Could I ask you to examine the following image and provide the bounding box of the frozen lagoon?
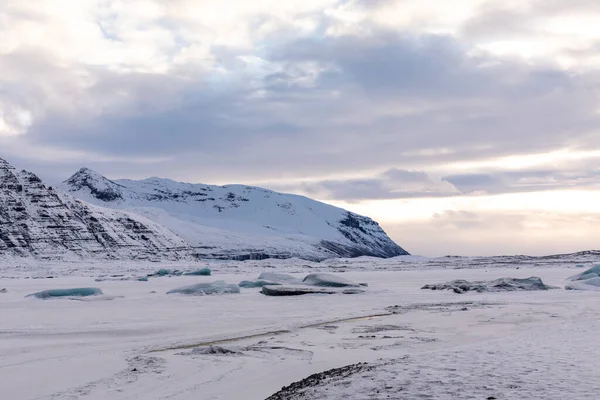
[1,264,600,399]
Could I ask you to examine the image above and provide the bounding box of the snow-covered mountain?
[0,158,190,261]
[59,167,408,260]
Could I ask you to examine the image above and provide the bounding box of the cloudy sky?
[2,0,600,256]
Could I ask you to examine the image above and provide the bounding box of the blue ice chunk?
[238,279,282,288]
[167,281,240,295]
[26,287,103,299]
[183,268,212,276]
[302,273,360,287]
[95,275,148,282]
[566,276,600,291]
[257,272,302,284]
[567,264,600,281]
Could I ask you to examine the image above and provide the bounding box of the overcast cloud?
[2,0,600,255]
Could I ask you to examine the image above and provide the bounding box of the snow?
[2,259,600,399]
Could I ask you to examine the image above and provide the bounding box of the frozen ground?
[1,259,600,399]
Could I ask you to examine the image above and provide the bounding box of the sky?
[2,0,600,257]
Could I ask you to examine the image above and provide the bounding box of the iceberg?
[239,280,282,288]
[95,276,148,282]
[148,268,185,277]
[565,265,600,290]
[302,273,360,287]
[257,272,368,296]
[26,287,103,299]
[167,281,240,296]
[261,285,365,296]
[567,265,600,281]
[422,277,551,294]
[566,277,600,291]
[258,272,302,284]
[183,268,212,276]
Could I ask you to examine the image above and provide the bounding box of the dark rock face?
[64,168,125,202]
[266,362,375,399]
[0,158,188,261]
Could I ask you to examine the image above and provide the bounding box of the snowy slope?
[60,168,408,260]
[0,158,189,261]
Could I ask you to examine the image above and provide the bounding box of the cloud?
[386,209,600,256]
[273,168,459,201]
[443,167,600,196]
[270,162,600,202]
[0,0,599,192]
[3,26,598,185]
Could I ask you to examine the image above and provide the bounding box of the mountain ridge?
[0,158,190,261]
[0,157,408,261]
[60,165,408,260]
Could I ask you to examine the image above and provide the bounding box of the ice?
[261,285,365,296]
[95,276,148,282]
[567,264,600,281]
[421,277,551,294]
[258,272,367,295]
[565,277,600,291]
[0,288,7,293]
[569,279,600,290]
[183,268,212,276]
[149,269,183,277]
[26,287,103,299]
[238,280,282,288]
[258,272,302,284]
[166,281,240,295]
[565,265,600,290]
[302,273,360,287]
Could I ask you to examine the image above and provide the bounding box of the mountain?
[0,158,189,261]
[59,167,409,260]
